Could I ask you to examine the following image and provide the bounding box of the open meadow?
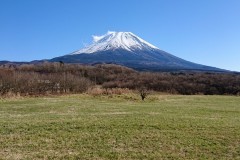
[0,94,240,159]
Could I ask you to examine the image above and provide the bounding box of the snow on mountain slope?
[70,31,159,54]
[50,31,226,72]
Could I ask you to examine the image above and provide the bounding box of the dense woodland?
[0,62,240,96]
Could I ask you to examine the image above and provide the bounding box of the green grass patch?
[0,94,240,159]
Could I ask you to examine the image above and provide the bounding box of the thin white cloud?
[92,35,105,43]
[92,31,116,43]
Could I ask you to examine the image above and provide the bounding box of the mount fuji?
[50,31,224,72]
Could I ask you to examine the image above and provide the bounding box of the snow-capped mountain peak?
[70,31,159,54]
[52,31,225,72]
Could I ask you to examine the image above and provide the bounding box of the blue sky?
[0,0,240,71]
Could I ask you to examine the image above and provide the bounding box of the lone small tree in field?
[138,87,149,101]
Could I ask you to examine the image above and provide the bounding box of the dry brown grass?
[87,86,132,96]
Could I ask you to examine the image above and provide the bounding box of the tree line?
[0,62,239,96]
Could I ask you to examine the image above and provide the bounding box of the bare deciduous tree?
[138,87,149,101]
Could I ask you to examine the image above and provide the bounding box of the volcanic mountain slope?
[50,31,224,72]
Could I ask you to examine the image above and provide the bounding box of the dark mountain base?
[50,49,227,72]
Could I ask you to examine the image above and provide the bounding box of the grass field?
[0,94,240,159]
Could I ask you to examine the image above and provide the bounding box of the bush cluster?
[0,62,239,96]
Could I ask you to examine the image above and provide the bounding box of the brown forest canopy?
[0,62,240,96]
